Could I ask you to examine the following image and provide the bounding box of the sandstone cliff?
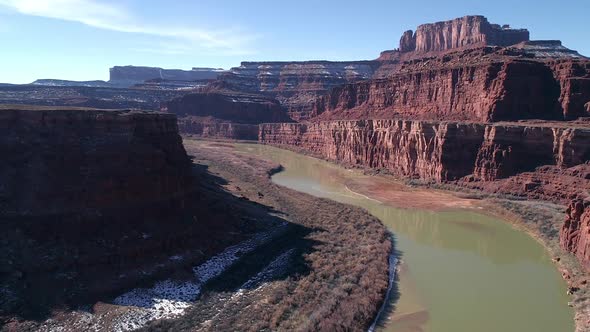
[165,91,291,125]
[399,15,529,54]
[259,120,590,183]
[561,199,590,271]
[0,106,193,217]
[178,117,259,140]
[165,91,292,140]
[313,49,590,122]
[213,61,381,121]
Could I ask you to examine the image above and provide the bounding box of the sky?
[0,0,588,84]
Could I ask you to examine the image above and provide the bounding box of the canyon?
[0,106,391,332]
[252,16,590,281]
[1,13,589,332]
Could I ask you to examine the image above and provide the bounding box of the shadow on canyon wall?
[0,162,318,325]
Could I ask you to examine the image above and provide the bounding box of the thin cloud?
[0,0,257,54]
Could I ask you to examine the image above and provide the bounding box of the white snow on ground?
[241,248,296,290]
[110,222,288,331]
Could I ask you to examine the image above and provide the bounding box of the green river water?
[237,143,574,332]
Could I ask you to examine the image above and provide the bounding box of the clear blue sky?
[0,0,588,83]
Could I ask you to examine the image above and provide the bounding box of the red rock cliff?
[313,48,590,122]
[259,120,590,182]
[212,61,381,121]
[313,58,564,122]
[165,91,291,125]
[0,106,193,217]
[400,15,529,54]
[561,199,590,271]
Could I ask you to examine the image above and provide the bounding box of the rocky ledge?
[314,50,590,122]
[561,199,590,271]
[165,90,293,140]
[259,120,590,184]
[0,105,193,217]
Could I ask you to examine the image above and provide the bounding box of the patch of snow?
[110,222,288,331]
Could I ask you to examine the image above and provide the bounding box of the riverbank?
[2,139,392,331]
[140,139,392,331]
[258,140,587,332]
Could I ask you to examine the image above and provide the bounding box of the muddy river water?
[238,143,574,332]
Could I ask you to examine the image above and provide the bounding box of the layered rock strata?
[165,91,291,124]
[561,199,590,271]
[178,118,259,140]
[213,61,381,121]
[165,91,292,140]
[313,50,590,122]
[399,15,529,54]
[259,120,590,182]
[0,106,193,217]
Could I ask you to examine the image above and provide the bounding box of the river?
[237,143,574,332]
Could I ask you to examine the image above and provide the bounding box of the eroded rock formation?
[0,106,193,217]
[313,49,590,122]
[178,118,259,140]
[561,199,590,271]
[165,90,292,140]
[259,120,590,182]
[399,15,529,54]
[165,91,290,124]
[213,61,381,121]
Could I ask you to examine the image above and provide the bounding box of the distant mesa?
[31,79,112,88]
[399,15,530,54]
[379,15,585,60]
[109,65,226,87]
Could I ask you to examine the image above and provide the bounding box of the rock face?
[199,16,586,122]
[400,15,529,54]
[109,66,225,87]
[165,91,291,125]
[464,163,590,204]
[259,120,590,182]
[214,61,381,121]
[178,118,259,140]
[0,106,193,217]
[313,49,590,122]
[165,90,292,140]
[547,59,590,119]
[561,199,590,271]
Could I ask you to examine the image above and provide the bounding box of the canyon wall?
[178,118,259,140]
[0,106,193,217]
[109,66,225,87]
[165,91,291,124]
[399,15,529,54]
[561,199,590,271]
[313,54,590,122]
[259,120,590,182]
[165,91,291,140]
[215,61,381,121]
[313,58,562,122]
[548,59,590,119]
